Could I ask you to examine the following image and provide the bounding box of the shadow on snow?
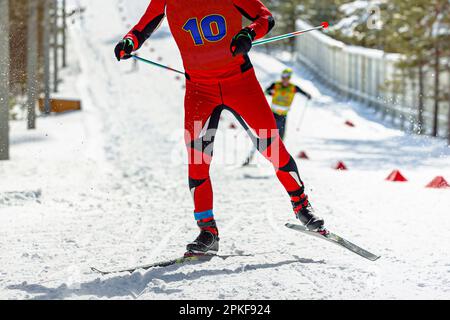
[8,257,325,299]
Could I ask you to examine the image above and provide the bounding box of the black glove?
[114,38,134,61]
[230,28,256,57]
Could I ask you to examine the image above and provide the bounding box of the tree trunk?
[42,0,51,114]
[0,0,10,160]
[432,45,440,137]
[9,0,28,95]
[448,91,450,145]
[417,65,425,134]
[52,0,58,93]
[287,4,297,54]
[448,69,450,145]
[26,0,38,130]
[62,0,67,68]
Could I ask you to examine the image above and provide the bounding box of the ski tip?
[286,223,381,262]
[285,223,305,231]
[285,223,308,230]
[91,267,107,275]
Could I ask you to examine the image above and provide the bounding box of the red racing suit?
[125,0,309,227]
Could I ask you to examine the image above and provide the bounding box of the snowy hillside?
[1,0,450,300]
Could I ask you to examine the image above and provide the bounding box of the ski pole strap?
[130,54,186,76]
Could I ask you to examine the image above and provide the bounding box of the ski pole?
[252,22,329,47]
[295,100,311,135]
[129,22,329,73]
[130,54,185,75]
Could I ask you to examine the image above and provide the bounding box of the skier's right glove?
[114,38,134,61]
[230,28,256,57]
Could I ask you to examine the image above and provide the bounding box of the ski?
[91,254,249,275]
[285,223,380,262]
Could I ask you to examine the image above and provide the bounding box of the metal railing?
[295,20,449,138]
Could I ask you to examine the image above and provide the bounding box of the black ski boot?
[291,193,325,231]
[297,207,325,232]
[186,220,220,256]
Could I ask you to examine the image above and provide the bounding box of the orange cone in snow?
[426,176,450,189]
[334,161,348,171]
[298,151,310,160]
[386,170,408,182]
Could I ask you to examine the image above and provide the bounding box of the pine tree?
[384,1,430,133]
[264,0,346,51]
[266,1,450,141]
[375,0,449,136]
[427,0,450,138]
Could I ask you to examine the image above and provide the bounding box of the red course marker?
[386,170,408,182]
[334,161,348,171]
[345,120,355,128]
[426,176,450,189]
[297,151,310,160]
[321,22,329,29]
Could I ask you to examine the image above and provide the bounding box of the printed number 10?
[183,15,227,45]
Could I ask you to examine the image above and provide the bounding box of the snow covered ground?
[1,0,449,300]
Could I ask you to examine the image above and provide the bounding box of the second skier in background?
[243,68,312,166]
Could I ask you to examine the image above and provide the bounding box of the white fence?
[295,20,449,138]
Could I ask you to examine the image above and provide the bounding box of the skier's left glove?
[114,38,134,61]
[230,28,256,57]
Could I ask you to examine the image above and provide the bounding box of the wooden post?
[0,0,10,160]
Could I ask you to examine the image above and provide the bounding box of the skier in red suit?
[115,0,325,256]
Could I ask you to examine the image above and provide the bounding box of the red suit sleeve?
[232,0,275,39]
[124,0,166,50]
